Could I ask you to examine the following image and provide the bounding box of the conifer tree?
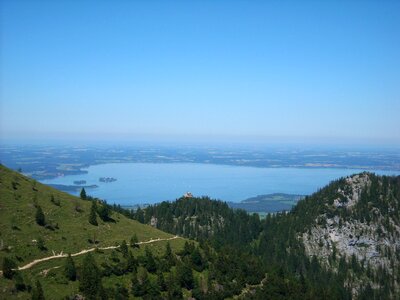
[192,277,206,300]
[176,261,194,289]
[97,203,111,221]
[181,241,192,256]
[167,273,183,299]
[80,188,87,200]
[131,269,141,297]
[89,201,98,226]
[32,280,45,300]
[191,247,204,271]
[2,257,16,279]
[126,251,137,273]
[164,241,175,268]
[130,233,139,248]
[157,271,167,292]
[79,253,102,299]
[120,240,128,258]
[135,207,144,223]
[139,267,155,296]
[131,267,152,297]
[64,254,76,281]
[144,246,157,273]
[35,205,45,226]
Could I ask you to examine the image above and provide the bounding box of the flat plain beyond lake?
[40,163,400,205]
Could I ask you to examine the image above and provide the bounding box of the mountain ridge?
[140,172,400,298]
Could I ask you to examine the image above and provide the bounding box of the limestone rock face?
[301,173,400,294]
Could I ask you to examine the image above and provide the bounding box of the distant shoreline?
[28,161,400,181]
[2,145,399,181]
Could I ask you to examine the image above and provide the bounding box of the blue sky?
[1,0,399,145]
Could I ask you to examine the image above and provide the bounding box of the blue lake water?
[40,163,400,205]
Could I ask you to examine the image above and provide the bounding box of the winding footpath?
[1,236,181,275]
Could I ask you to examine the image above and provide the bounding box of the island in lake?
[99,177,117,183]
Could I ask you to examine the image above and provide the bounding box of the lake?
[40,163,400,205]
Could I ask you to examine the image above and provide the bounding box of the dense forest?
[136,173,400,299]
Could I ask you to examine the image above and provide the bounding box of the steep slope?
[0,164,183,263]
[298,172,400,295]
[0,165,186,299]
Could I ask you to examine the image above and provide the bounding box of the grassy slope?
[0,165,185,299]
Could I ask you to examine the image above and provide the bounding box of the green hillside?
[0,165,186,299]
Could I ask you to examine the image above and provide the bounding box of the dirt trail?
[1,236,181,274]
[234,274,268,299]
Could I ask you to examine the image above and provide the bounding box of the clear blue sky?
[1,0,399,145]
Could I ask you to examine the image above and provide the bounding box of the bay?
[40,163,399,205]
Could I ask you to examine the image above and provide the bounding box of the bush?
[64,254,76,281]
[14,272,26,291]
[35,206,45,226]
[37,237,47,251]
[2,257,16,279]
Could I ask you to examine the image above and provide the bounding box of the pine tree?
[79,253,102,299]
[89,201,98,226]
[80,188,87,200]
[97,203,111,221]
[35,205,45,226]
[64,254,76,281]
[126,251,137,273]
[135,207,144,223]
[181,241,192,256]
[192,277,205,300]
[120,240,128,258]
[164,241,175,268]
[176,261,194,289]
[131,267,152,297]
[114,284,129,300]
[191,247,204,271]
[166,273,183,299]
[2,257,16,279]
[144,246,157,273]
[31,280,45,300]
[130,233,139,248]
[131,270,141,297]
[138,267,152,295]
[157,271,167,292]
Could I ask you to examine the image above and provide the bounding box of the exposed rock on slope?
[301,173,400,294]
